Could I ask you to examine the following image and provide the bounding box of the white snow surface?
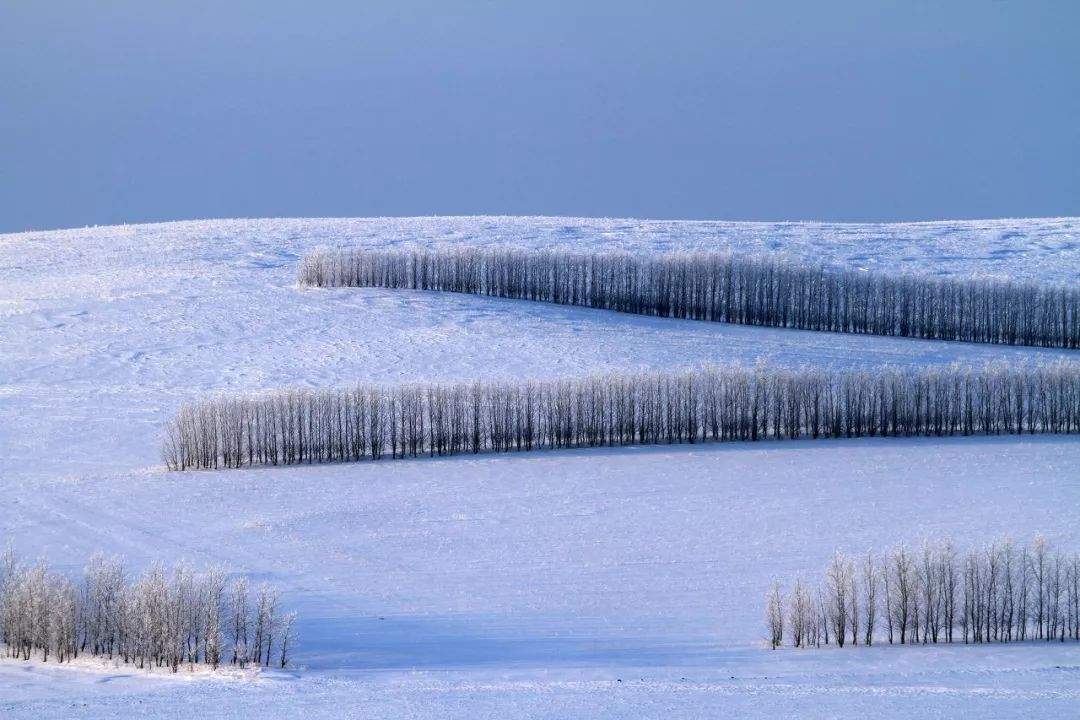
[2,216,1079,718]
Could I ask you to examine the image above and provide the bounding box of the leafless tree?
[766,581,784,649]
[278,611,297,669]
[788,579,813,648]
[861,551,878,646]
[230,576,250,668]
[825,552,851,648]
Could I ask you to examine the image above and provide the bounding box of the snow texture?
[1,216,1079,718]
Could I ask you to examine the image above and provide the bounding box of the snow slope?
[2,216,1079,718]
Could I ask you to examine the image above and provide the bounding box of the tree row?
[766,536,1080,649]
[299,247,1080,349]
[0,549,296,672]
[163,361,1080,470]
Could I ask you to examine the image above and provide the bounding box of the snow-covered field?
[2,216,1079,718]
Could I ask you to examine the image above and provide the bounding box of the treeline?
[163,361,1080,471]
[766,536,1080,649]
[298,246,1080,349]
[0,548,296,672]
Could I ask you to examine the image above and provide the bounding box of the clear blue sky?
[2,1,1078,232]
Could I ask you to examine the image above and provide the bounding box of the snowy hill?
[2,217,1079,718]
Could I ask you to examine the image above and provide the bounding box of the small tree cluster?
[299,246,1080,349]
[766,536,1080,649]
[164,361,1080,470]
[0,548,296,671]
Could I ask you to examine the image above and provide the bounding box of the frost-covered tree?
[766,582,784,649]
[861,551,878,646]
[825,552,851,648]
[788,579,813,648]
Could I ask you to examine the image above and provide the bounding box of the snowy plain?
[1,216,1079,718]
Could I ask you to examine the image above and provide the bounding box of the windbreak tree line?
[0,549,296,672]
[163,361,1080,471]
[766,536,1080,650]
[299,247,1080,349]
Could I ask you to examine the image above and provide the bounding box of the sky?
[2,0,1078,233]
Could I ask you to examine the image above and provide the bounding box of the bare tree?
[788,579,813,648]
[861,551,878,646]
[230,576,250,668]
[825,552,851,648]
[766,581,784,649]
